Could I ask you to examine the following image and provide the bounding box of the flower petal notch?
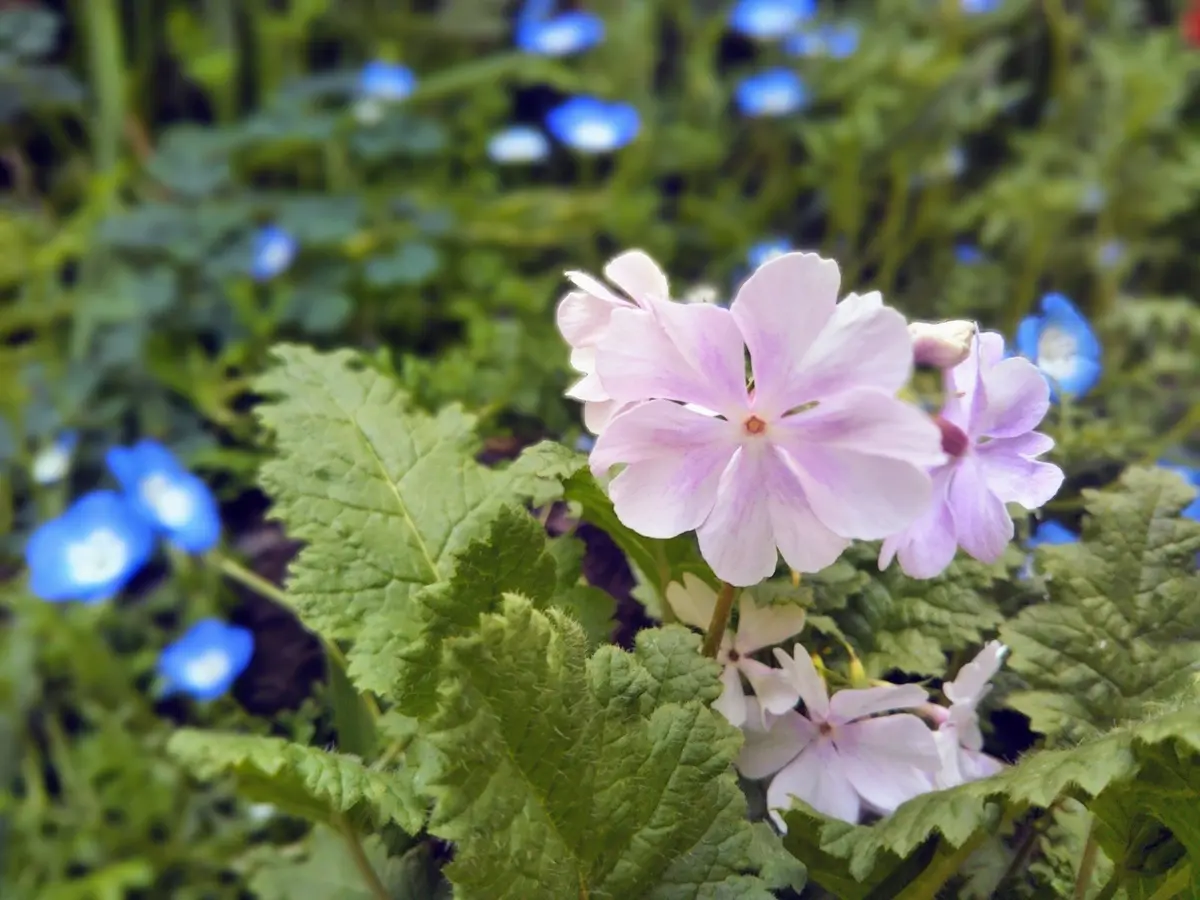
[735,68,808,117]
[25,490,155,604]
[588,250,944,586]
[486,125,551,164]
[729,0,816,40]
[1015,292,1103,400]
[546,96,640,154]
[249,225,297,282]
[157,618,255,701]
[106,440,222,554]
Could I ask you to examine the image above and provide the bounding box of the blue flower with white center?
[1028,520,1078,547]
[487,125,551,164]
[955,243,984,265]
[25,490,155,604]
[1158,462,1200,520]
[734,68,808,117]
[546,97,640,154]
[515,10,604,56]
[157,619,254,701]
[785,23,860,58]
[106,440,222,554]
[358,61,416,101]
[250,225,297,282]
[961,0,1001,12]
[729,0,815,40]
[1015,293,1102,400]
[31,431,78,485]
[748,237,794,268]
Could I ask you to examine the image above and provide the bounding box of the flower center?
[66,528,130,586]
[743,415,768,436]
[183,649,233,690]
[537,21,580,55]
[756,86,798,115]
[571,120,617,152]
[1036,325,1079,383]
[140,473,195,529]
[818,721,834,737]
[934,416,970,458]
[726,648,740,662]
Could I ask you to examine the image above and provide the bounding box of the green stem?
[1073,820,1101,900]
[79,0,126,175]
[700,582,737,658]
[895,830,990,900]
[1144,862,1190,900]
[1092,872,1121,900]
[336,815,391,900]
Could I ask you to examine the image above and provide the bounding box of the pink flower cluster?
[556,249,1062,585]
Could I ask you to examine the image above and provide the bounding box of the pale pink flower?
[909,320,976,369]
[932,641,1007,788]
[588,252,945,586]
[665,574,805,727]
[879,331,1064,578]
[556,250,669,433]
[737,644,940,827]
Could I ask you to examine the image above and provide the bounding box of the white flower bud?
[909,320,976,369]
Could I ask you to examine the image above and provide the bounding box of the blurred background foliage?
[3,0,1200,896]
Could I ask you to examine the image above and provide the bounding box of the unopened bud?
[847,656,869,688]
[909,320,976,369]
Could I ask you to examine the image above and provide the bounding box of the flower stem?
[701,582,737,658]
[1073,820,1101,900]
[336,814,391,900]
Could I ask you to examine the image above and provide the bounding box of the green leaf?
[425,596,773,899]
[166,730,425,833]
[547,534,615,648]
[326,651,379,759]
[363,241,442,288]
[1001,467,1200,741]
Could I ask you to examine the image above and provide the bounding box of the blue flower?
[157,619,254,701]
[961,0,1001,12]
[1028,520,1078,547]
[487,125,551,164]
[1015,293,1102,400]
[25,490,155,603]
[747,237,794,268]
[1080,183,1106,213]
[734,68,808,117]
[785,23,860,58]
[106,440,222,554]
[516,10,604,56]
[1096,239,1125,269]
[250,226,297,282]
[358,61,416,101]
[1158,462,1200,520]
[729,0,815,40]
[31,431,79,485]
[574,434,596,453]
[546,97,640,153]
[955,243,984,265]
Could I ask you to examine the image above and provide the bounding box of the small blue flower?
[961,0,1001,12]
[1158,462,1200,520]
[944,146,967,178]
[31,431,79,485]
[735,68,808,117]
[785,23,860,58]
[748,237,794,268]
[1015,293,1102,400]
[516,10,604,56]
[106,441,222,554]
[25,490,155,603]
[546,97,640,154]
[157,619,254,701]
[1080,183,1106,213]
[955,243,984,265]
[250,226,297,282]
[358,61,416,101]
[1096,239,1125,269]
[574,434,596,453]
[729,0,815,40]
[1028,520,1078,547]
[487,125,551,164]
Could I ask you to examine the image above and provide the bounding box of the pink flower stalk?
[588,252,945,586]
[556,250,670,433]
[737,644,940,827]
[665,574,805,727]
[879,331,1064,578]
[933,641,1007,788]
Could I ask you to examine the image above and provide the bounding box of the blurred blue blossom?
[487,125,551,164]
[1096,239,1125,269]
[31,431,78,485]
[729,0,815,40]
[1015,293,1102,400]
[1080,183,1107,213]
[515,9,604,57]
[250,225,297,282]
[955,243,984,265]
[961,0,1001,12]
[735,68,808,117]
[357,60,416,101]
[107,440,222,554]
[157,619,255,702]
[1028,520,1078,547]
[944,146,967,178]
[546,97,640,153]
[26,491,155,603]
[785,23,860,58]
[747,237,794,268]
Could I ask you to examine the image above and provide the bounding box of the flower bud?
[909,320,976,369]
[847,656,869,689]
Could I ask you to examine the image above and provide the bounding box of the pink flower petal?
[987,431,1055,457]
[590,400,737,472]
[642,297,750,414]
[881,467,959,578]
[737,709,816,779]
[696,447,780,586]
[768,741,862,825]
[566,269,626,306]
[712,664,749,726]
[664,573,718,631]
[740,657,802,717]
[773,644,830,721]
[977,443,1064,509]
[947,456,1014,562]
[565,351,607,402]
[556,290,623,347]
[775,388,945,467]
[835,715,941,814]
[733,593,808,654]
[789,292,914,403]
[607,456,730,539]
[604,249,670,305]
[582,400,620,434]
[944,641,1007,707]
[958,747,1004,781]
[979,357,1051,438]
[828,684,929,723]
[765,448,851,572]
[727,252,839,417]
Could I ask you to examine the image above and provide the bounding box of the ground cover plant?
[3,0,1200,898]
